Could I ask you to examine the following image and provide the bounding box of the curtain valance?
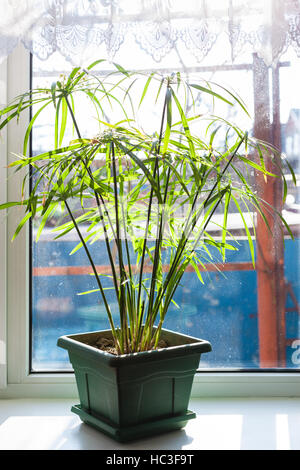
[0,0,300,67]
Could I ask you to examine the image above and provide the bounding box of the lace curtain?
[0,0,300,67]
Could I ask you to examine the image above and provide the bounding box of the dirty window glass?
[30,46,300,372]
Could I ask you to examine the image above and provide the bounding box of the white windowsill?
[1,371,300,399]
[0,397,299,450]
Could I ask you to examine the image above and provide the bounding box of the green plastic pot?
[57,328,212,442]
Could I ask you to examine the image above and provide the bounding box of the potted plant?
[0,62,293,442]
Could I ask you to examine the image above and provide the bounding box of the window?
[29,47,300,373]
[1,5,300,399]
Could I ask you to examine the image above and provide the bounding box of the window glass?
[31,46,300,371]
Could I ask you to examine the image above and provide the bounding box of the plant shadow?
[57,420,195,450]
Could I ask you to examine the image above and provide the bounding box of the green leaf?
[77,289,100,295]
[170,88,196,161]
[11,211,32,241]
[190,258,204,284]
[210,80,251,117]
[86,59,106,71]
[8,143,87,168]
[209,125,221,147]
[189,84,233,106]
[231,193,255,267]
[238,155,277,176]
[0,201,23,210]
[117,142,162,203]
[66,67,81,88]
[112,62,130,77]
[23,101,51,156]
[50,82,57,108]
[54,96,62,149]
[222,189,231,261]
[139,73,154,108]
[162,87,172,154]
[59,97,68,147]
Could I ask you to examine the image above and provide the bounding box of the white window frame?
[0,55,7,389]
[0,45,300,399]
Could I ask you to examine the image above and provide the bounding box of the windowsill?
[1,371,300,399]
[0,397,299,450]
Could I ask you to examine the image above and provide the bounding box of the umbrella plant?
[0,61,294,355]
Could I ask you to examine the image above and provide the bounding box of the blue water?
[31,238,300,370]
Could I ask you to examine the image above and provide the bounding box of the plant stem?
[111,141,130,352]
[64,94,124,348]
[137,80,170,348]
[146,166,171,344]
[64,200,120,352]
[151,134,246,324]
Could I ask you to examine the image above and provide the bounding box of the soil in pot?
[85,335,169,355]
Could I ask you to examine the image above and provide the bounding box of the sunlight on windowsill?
[0,398,299,450]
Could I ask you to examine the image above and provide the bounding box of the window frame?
[0,55,7,389]
[0,44,300,399]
